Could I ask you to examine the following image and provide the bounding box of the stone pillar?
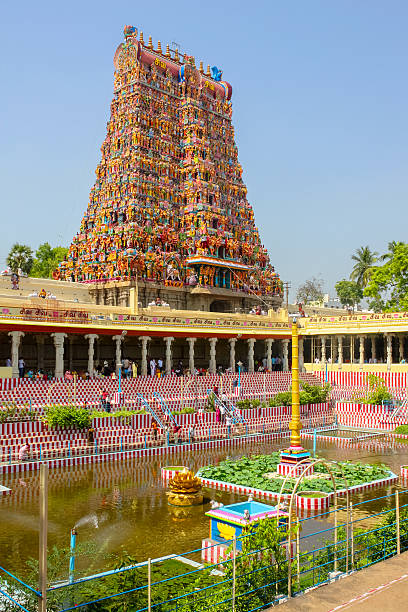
[105,289,115,307]
[208,338,217,374]
[117,288,128,307]
[282,339,290,372]
[35,335,45,370]
[332,336,338,363]
[95,337,100,368]
[359,335,365,369]
[399,335,404,363]
[140,337,150,376]
[112,335,124,376]
[386,334,393,371]
[8,331,24,377]
[265,339,273,371]
[299,337,304,372]
[51,333,67,378]
[338,336,343,369]
[228,338,237,372]
[165,337,174,375]
[187,337,196,374]
[371,336,376,362]
[247,338,255,373]
[68,337,74,371]
[320,336,326,364]
[85,334,98,377]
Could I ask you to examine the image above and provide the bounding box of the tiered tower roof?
[58,26,282,301]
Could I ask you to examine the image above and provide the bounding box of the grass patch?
[297,492,328,499]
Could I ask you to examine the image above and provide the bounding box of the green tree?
[350,246,378,288]
[364,242,408,311]
[6,243,34,274]
[31,242,68,278]
[335,279,363,310]
[380,241,404,262]
[296,277,324,305]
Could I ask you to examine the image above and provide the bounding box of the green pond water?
[1,436,408,581]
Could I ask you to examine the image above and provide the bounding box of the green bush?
[395,425,408,434]
[207,395,216,411]
[172,407,195,415]
[91,409,147,418]
[267,383,331,407]
[355,373,393,405]
[44,405,91,430]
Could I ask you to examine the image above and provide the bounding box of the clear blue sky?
[1,1,407,300]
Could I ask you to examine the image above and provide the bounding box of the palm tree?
[380,241,404,262]
[6,243,34,275]
[350,246,378,288]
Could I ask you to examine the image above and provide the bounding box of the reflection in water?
[1,436,408,576]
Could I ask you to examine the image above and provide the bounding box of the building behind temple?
[57,26,283,314]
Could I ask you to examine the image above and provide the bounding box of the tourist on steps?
[19,444,30,462]
[18,358,25,378]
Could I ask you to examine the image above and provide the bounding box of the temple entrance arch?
[210,300,232,313]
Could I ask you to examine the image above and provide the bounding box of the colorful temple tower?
[59,26,283,312]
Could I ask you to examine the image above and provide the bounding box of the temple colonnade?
[308,333,408,370]
[3,331,293,378]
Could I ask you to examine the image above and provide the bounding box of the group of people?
[151,418,189,444]
[249,305,268,315]
[147,296,170,307]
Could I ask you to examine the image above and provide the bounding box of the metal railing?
[1,489,407,611]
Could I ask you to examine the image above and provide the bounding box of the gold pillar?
[289,320,302,447]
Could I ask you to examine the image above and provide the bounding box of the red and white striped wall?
[0,378,20,391]
[335,402,408,430]
[277,462,314,478]
[313,369,408,388]
[201,539,231,564]
[296,492,331,512]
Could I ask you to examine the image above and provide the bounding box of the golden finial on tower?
[199,61,204,73]
[174,48,179,62]
[206,64,211,76]
[157,40,162,54]
[148,36,153,49]
[139,31,144,45]
[165,44,171,58]
[191,56,196,67]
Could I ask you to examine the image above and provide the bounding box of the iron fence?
[1,489,407,611]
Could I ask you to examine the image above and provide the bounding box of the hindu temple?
[57,26,283,313]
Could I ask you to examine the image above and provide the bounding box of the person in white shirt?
[18,358,25,378]
[226,415,232,436]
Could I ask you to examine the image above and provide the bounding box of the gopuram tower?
[59,26,283,313]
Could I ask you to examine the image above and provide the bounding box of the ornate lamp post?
[277,318,312,477]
